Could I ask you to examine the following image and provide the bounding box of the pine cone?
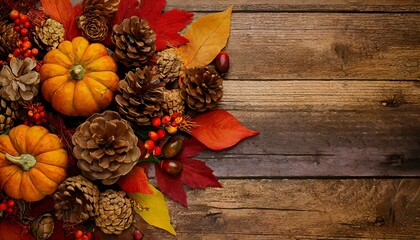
[82,0,120,19]
[72,111,140,185]
[31,213,54,240]
[0,57,40,101]
[33,18,65,51]
[95,189,134,235]
[181,67,223,112]
[78,15,109,42]
[54,175,99,224]
[112,16,156,67]
[0,99,18,133]
[115,66,164,126]
[156,49,184,84]
[0,21,19,58]
[162,89,185,115]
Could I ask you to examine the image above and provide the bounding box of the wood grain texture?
[166,0,420,12]
[143,179,420,239]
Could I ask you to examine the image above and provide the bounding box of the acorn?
[161,160,183,176]
[215,51,229,75]
[162,137,183,158]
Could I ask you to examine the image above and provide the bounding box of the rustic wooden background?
[74,0,420,239]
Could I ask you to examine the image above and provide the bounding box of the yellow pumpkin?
[0,125,68,202]
[40,36,119,116]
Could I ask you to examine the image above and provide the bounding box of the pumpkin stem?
[70,64,86,80]
[5,153,37,171]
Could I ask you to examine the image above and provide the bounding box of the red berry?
[39,111,45,118]
[21,40,31,51]
[0,203,7,211]
[6,199,15,207]
[31,48,39,56]
[215,51,230,74]
[157,129,166,139]
[14,19,20,25]
[6,207,13,213]
[76,238,82,240]
[86,232,92,239]
[151,117,161,127]
[161,160,183,176]
[148,131,159,141]
[33,112,40,120]
[41,118,47,124]
[154,146,162,156]
[10,10,20,20]
[14,25,20,32]
[20,28,28,36]
[23,36,29,41]
[144,140,155,150]
[81,236,89,240]
[19,15,28,23]
[13,48,21,57]
[35,64,41,71]
[75,230,83,238]
[37,105,44,111]
[133,229,143,240]
[23,51,31,58]
[23,21,31,28]
[161,115,171,125]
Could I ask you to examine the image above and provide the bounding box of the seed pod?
[161,160,183,176]
[215,51,229,74]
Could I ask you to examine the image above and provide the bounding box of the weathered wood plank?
[166,0,420,12]
[221,13,420,80]
[143,179,420,239]
[195,80,420,177]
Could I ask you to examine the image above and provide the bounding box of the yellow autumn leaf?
[179,6,233,68]
[128,184,176,235]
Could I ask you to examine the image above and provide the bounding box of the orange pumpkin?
[40,36,119,116]
[0,125,68,202]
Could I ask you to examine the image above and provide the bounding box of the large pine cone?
[162,89,185,115]
[181,67,223,112]
[0,99,18,133]
[0,21,19,58]
[33,18,65,51]
[54,175,99,224]
[82,0,120,19]
[0,57,40,101]
[156,49,184,84]
[112,16,156,67]
[95,189,134,234]
[72,111,140,185]
[115,66,165,126]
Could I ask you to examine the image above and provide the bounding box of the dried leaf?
[191,110,259,150]
[178,6,233,68]
[180,158,222,189]
[117,166,153,194]
[129,184,176,235]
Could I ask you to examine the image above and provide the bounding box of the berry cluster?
[9,10,39,65]
[0,198,16,215]
[23,102,47,126]
[74,229,92,240]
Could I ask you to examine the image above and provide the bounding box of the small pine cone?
[33,18,65,51]
[156,49,184,84]
[0,21,19,58]
[72,111,140,185]
[115,66,165,126]
[31,213,54,240]
[181,67,223,112]
[0,99,18,133]
[95,190,134,235]
[82,0,120,19]
[0,57,40,102]
[162,89,185,115]
[77,15,109,42]
[112,16,156,67]
[54,175,99,224]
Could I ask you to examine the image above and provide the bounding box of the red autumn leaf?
[117,166,153,194]
[40,0,82,40]
[155,165,187,206]
[180,158,222,189]
[138,0,193,50]
[191,110,260,150]
[0,220,34,240]
[111,0,140,26]
[180,136,208,158]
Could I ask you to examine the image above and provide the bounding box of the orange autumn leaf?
[117,166,153,194]
[178,6,233,68]
[191,110,259,150]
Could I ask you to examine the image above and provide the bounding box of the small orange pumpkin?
[0,125,68,202]
[40,36,119,116]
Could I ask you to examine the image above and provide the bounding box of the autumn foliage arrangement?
[0,0,259,239]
